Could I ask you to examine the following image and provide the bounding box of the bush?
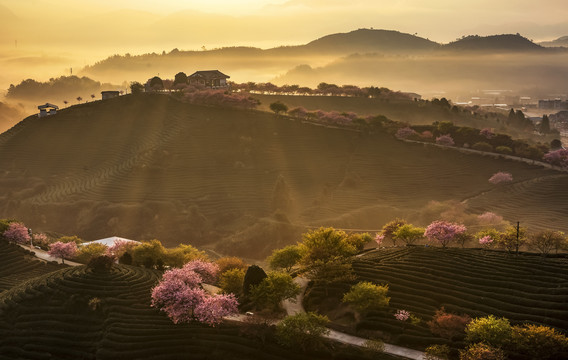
[472,142,493,152]
[342,281,390,314]
[215,257,248,274]
[459,343,506,360]
[74,243,108,264]
[276,312,329,351]
[425,344,450,360]
[510,324,568,359]
[465,315,512,347]
[87,255,115,273]
[428,307,471,340]
[249,271,300,311]
[218,268,246,297]
[269,101,288,114]
[495,146,512,155]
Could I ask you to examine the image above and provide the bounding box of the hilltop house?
[37,103,59,118]
[188,70,230,88]
[101,90,120,100]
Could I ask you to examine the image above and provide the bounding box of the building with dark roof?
[188,70,230,88]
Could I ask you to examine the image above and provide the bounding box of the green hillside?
[1,94,567,259]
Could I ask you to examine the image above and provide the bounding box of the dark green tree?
[540,114,551,133]
[243,265,267,296]
[130,81,144,94]
[269,101,288,114]
[173,72,188,86]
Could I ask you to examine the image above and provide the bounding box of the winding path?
[283,277,428,360]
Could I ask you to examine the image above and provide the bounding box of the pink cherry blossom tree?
[3,223,30,245]
[48,241,78,264]
[424,220,467,248]
[396,127,418,140]
[488,172,513,184]
[375,233,385,248]
[151,259,238,326]
[105,239,138,259]
[436,134,455,146]
[543,149,568,169]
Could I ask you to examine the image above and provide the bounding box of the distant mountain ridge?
[539,35,568,47]
[442,34,544,52]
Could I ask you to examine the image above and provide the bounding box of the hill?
[442,34,545,52]
[1,94,567,259]
[305,247,568,351]
[272,29,439,55]
[539,35,568,47]
[0,260,390,359]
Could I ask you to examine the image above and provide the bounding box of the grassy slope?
[0,94,567,259]
[304,247,568,350]
[0,261,393,360]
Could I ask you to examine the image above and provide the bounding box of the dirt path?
[19,244,82,266]
[282,276,428,360]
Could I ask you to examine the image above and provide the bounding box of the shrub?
[87,255,115,273]
[269,101,288,114]
[428,307,471,340]
[218,268,246,297]
[215,256,248,274]
[75,243,108,264]
[465,315,512,347]
[510,324,568,359]
[249,271,300,311]
[342,281,390,314]
[425,344,450,360]
[459,343,506,360]
[276,312,330,351]
[495,146,512,155]
[393,224,424,245]
[472,142,493,152]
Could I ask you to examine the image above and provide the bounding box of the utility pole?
[515,221,520,255]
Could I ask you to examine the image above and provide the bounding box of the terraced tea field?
[305,247,568,349]
[0,259,396,359]
[0,241,64,293]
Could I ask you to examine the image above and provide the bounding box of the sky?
[0,0,567,92]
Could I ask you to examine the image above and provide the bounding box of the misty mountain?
[268,29,440,55]
[441,34,545,52]
[539,35,568,48]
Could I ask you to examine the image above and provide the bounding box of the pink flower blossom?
[48,241,78,263]
[477,212,504,225]
[436,134,455,146]
[396,127,418,140]
[194,294,239,326]
[3,223,30,245]
[479,235,493,247]
[182,260,219,284]
[543,149,568,169]
[105,239,138,259]
[375,233,385,247]
[394,309,410,321]
[424,220,467,248]
[488,172,513,184]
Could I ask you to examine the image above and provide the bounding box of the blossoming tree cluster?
[488,171,513,184]
[151,260,238,326]
[2,223,30,245]
[424,220,467,248]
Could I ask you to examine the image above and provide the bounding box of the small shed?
[101,91,120,100]
[37,103,59,118]
[188,70,230,88]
